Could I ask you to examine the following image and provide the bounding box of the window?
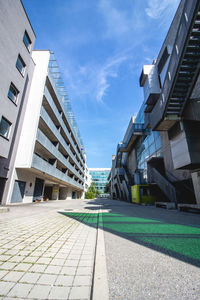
[23,31,32,51]
[16,55,26,75]
[0,117,11,139]
[8,82,19,104]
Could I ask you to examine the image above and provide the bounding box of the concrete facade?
[110,0,200,210]
[4,50,87,204]
[0,0,36,203]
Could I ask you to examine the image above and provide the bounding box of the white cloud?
[96,54,128,102]
[98,0,130,38]
[145,0,180,19]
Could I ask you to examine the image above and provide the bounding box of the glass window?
[16,55,26,75]
[23,31,32,51]
[149,143,156,156]
[160,57,170,87]
[155,138,162,150]
[8,82,19,104]
[0,117,11,139]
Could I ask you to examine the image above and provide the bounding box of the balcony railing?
[118,123,145,153]
[32,153,84,190]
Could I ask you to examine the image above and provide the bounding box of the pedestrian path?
[0,208,98,300]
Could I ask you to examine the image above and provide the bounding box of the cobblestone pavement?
[0,201,99,300]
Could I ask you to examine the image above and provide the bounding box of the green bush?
[85,192,96,199]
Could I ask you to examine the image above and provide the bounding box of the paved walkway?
[0,201,98,300]
[0,198,200,300]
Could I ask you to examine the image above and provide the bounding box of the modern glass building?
[135,102,162,183]
[89,168,110,196]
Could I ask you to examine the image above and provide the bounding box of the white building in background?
[84,165,92,192]
[5,50,87,204]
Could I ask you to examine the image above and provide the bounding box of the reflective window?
[16,55,26,75]
[8,82,19,104]
[0,117,11,139]
[23,30,32,51]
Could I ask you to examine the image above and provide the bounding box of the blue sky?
[23,0,180,168]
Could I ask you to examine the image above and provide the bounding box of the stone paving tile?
[23,256,39,263]
[0,270,8,279]
[73,275,91,286]
[29,264,47,273]
[55,274,74,286]
[79,260,93,267]
[69,286,90,300]
[0,262,17,271]
[27,284,51,299]
[50,258,65,266]
[8,283,34,298]
[14,263,32,272]
[64,260,79,267]
[44,265,62,274]
[19,272,41,284]
[0,256,11,262]
[48,286,70,299]
[76,267,93,276]
[8,256,25,263]
[60,266,76,276]
[37,274,57,285]
[0,281,15,296]
[2,271,25,282]
[37,257,52,265]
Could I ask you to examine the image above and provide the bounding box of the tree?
[85,182,100,199]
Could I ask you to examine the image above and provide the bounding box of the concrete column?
[81,191,84,199]
[52,184,59,200]
[59,187,68,200]
[191,172,200,205]
[66,187,72,200]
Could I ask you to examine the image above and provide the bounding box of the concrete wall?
[0,0,36,204]
[0,0,35,161]
[15,51,50,168]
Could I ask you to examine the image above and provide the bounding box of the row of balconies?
[39,107,84,179]
[36,129,84,182]
[32,153,84,190]
[42,87,85,173]
[47,71,85,164]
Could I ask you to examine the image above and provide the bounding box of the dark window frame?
[0,116,12,140]
[23,30,32,52]
[8,82,19,104]
[16,54,26,76]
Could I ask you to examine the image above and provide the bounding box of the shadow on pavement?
[59,199,200,268]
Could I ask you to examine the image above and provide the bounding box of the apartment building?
[111,0,200,210]
[0,0,36,204]
[3,50,86,204]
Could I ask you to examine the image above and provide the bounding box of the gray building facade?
[0,0,36,203]
[111,0,200,210]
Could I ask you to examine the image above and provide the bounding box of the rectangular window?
[0,117,11,139]
[16,55,26,75]
[8,82,19,104]
[23,30,32,51]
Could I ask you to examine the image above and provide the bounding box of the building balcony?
[32,153,84,190]
[47,70,85,163]
[117,123,145,153]
[36,129,84,182]
[44,85,85,167]
[140,65,161,112]
[40,106,84,175]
